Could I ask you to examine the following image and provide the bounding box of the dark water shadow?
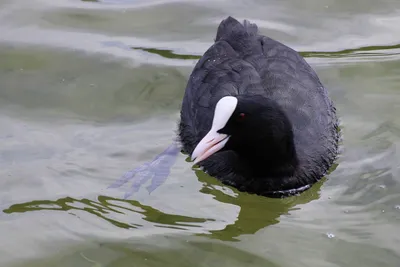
[194,170,324,242]
[3,195,214,231]
[131,43,400,61]
[132,47,201,60]
[300,43,400,58]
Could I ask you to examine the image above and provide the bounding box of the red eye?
[237,113,245,121]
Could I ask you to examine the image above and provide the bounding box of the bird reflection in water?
[3,179,323,242]
[193,170,324,241]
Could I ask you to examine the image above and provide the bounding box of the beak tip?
[190,154,200,165]
[189,133,230,167]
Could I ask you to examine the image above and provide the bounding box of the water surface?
[1,0,400,266]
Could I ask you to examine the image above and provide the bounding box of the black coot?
[178,16,340,197]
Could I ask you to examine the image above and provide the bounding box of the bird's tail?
[215,16,259,42]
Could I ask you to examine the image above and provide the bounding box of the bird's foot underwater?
[107,142,180,199]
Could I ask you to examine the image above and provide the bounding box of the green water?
[1,0,400,266]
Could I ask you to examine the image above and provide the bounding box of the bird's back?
[179,17,339,183]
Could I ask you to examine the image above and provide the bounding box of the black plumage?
[178,16,340,198]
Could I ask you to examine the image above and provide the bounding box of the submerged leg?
[108,142,181,199]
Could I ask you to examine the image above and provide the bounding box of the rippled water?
[1,0,400,266]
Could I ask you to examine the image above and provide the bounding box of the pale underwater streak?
[108,142,180,199]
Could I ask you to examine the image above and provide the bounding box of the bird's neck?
[240,136,298,178]
[230,98,299,178]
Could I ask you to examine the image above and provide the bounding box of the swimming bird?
[178,16,340,197]
[109,16,340,199]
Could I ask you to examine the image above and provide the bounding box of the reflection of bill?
[108,142,180,199]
